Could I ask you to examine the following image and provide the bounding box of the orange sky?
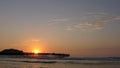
[0,0,120,57]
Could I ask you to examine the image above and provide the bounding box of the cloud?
[51,19,69,22]
[67,14,120,31]
[66,26,73,31]
[48,18,69,25]
[47,13,120,31]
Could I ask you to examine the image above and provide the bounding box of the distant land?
[0,49,70,58]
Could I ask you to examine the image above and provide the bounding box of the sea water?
[0,56,120,68]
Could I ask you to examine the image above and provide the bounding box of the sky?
[0,0,120,57]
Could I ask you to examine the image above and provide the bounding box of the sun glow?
[32,49,41,54]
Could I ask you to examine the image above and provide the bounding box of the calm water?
[0,56,120,68]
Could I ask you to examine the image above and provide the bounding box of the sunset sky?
[0,0,120,57]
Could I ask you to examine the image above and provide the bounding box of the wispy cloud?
[67,13,120,31]
[66,26,73,31]
[47,13,120,31]
[48,18,69,25]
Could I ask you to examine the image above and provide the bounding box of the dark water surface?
[0,56,120,68]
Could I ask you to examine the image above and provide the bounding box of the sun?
[32,49,41,54]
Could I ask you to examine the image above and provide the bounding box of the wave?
[0,55,120,61]
[0,56,120,65]
[62,57,120,61]
[0,59,120,65]
[64,61,120,65]
[0,59,57,64]
[21,60,57,64]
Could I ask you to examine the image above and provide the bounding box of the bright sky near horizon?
[0,0,120,57]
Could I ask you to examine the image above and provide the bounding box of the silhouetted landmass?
[0,49,24,55]
[0,49,70,58]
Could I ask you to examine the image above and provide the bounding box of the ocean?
[0,56,120,68]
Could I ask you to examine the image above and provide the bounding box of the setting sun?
[32,49,41,54]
